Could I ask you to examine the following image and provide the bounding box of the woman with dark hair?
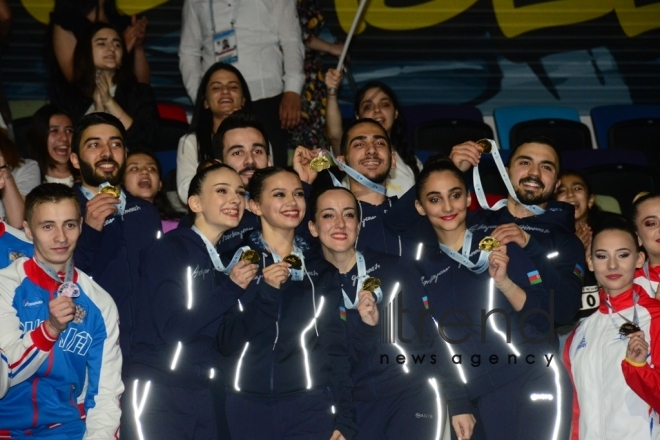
[565,217,660,440]
[48,0,149,86]
[0,131,40,229]
[51,22,159,150]
[176,62,251,203]
[414,156,570,440]
[216,166,355,440]
[27,104,77,185]
[308,185,473,439]
[631,192,660,299]
[123,150,184,233]
[324,72,421,198]
[125,163,258,439]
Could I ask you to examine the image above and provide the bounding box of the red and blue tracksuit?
[0,221,33,270]
[0,257,123,439]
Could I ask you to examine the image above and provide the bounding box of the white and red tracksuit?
[564,285,660,439]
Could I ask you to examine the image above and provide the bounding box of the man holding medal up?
[0,183,122,439]
[69,113,161,359]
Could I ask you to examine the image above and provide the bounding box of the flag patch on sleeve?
[573,264,584,281]
[339,307,347,321]
[527,270,542,285]
[422,296,429,310]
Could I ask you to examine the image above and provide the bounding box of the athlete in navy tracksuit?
[217,232,355,439]
[0,220,33,269]
[334,248,471,438]
[413,158,572,440]
[124,164,257,439]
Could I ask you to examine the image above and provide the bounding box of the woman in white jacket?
[565,216,660,439]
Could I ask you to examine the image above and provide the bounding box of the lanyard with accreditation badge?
[210,0,240,63]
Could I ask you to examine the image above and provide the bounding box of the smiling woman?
[51,22,159,150]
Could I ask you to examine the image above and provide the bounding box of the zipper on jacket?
[270,298,283,395]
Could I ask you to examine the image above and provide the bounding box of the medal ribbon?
[604,292,639,333]
[191,226,250,274]
[342,250,383,310]
[642,261,660,297]
[34,257,78,297]
[438,230,490,274]
[258,232,305,281]
[326,150,387,195]
[472,140,545,215]
[79,183,126,217]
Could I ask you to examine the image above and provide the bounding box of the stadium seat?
[493,106,580,150]
[608,118,660,169]
[414,119,493,157]
[583,164,657,218]
[155,119,189,178]
[11,117,31,158]
[590,104,660,149]
[562,149,648,171]
[510,119,592,152]
[404,104,484,147]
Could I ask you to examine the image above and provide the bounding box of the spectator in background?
[27,104,78,186]
[179,0,304,166]
[124,150,183,233]
[631,192,660,299]
[176,63,251,203]
[324,72,421,198]
[53,22,159,150]
[290,0,343,151]
[48,0,149,90]
[0,0,12,138]
[0,131,40,229]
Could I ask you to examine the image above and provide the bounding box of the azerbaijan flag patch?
[527,270,542,285]
[339,306,347,321]
[573,264,584,282]
[422,296,429,310]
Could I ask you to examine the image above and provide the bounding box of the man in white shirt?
[179,0,305,166]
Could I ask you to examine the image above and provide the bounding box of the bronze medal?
[361,276,381,293]
[240,249,259,264]
[476,139,493,154]
[619,322,641,336]
[99,185,120,198]
[284,254,303,270]
[478,236,500,252]
[310,155,331,173]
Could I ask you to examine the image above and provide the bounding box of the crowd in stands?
[0,0,659,439]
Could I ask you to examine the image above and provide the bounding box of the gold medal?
[99,185,120,198]
[240,249,259,264]
[361,276,381,293]
[478,236,500,251]
[284,254,303,270]
[309,155,331,173]
[476,139,493,154]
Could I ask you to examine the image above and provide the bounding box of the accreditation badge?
[214,28,238,64]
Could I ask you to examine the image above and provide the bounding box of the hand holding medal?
[487,243,509,284]
[625,328,648,364]
[229,250,259,289]
[357,289,379,326]
[292,146,328,184]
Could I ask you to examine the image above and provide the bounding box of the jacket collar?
[24,258,79,294]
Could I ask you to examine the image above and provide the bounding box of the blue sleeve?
[383,187,437,246]
[215,280,282,356]
[507,244,552,334]
[318,277,356,439]
[73,223,104,273]
[523,233,584,325]
[400,261,472,417]
[142,241,245,343]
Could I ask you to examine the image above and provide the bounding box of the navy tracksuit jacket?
[386,187,585,326]
[216,232,357,439]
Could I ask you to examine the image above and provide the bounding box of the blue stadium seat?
[591,104,660,149]
[493,106,580,150]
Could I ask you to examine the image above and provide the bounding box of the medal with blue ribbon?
[322,150,387,195]
[342,251,383,309]
[191,226,251,274]
[472,139,546,216]
[258,233,306,281]
[79,182,127,217]
[439,230,491,274]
